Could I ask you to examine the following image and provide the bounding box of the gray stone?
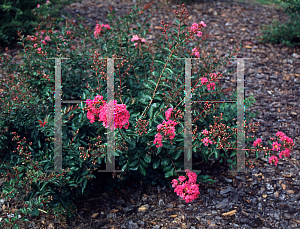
[292,53,300,58]
[216,198,229,209]
[128,220,138,229]
[220,187,231,195]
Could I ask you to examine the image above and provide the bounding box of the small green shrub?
[0,0,81,49]
[257,0,300,46]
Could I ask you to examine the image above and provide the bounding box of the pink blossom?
[197,31,202,37]
[173,171,200,203]
[279,148,290,158]
[207,82,216,90]
[186,169,197,184]
[171,179,178,188]
[154,132,163,148]
[272,141,281,151]
[191,23,198,33]
[200,21,206,28]
[33,44,37,48]
[194,52,200,58]
[178,176,186,183]
[201,77,208,85]
[98,100,130,130]
[131,35,140,42]
[86,95,129,130]
[165,108,173,120]
[44,35,51,41]
[37,4,40,8]
[203,137,213,146]
[94,24,110,38]
[141,38,146,43]
[102,24,111,30]
[280,135,293,144]
[42,40,47,45]
[210,73,217,78]
[202,129,208,135]
[269,155,278,166]
[276,131,285,138]
[253,138,262,147]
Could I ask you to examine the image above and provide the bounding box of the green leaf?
[29,207,39,216]
[161,157,170,167]
[147,103,160,119]
[165,167,175,178]
[227,159,233,163]
[153,159,160,169]
[156,146,162,155]
[172,150,182,160]
[202,175,210,180]
[139,164,146,176]
[129,160,139,168]
[139,93,152,105]
[165,68,174,75]
[154,59,166,65]
[144,154,151,163]
[82,179,87,194]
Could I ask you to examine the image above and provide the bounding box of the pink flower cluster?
[202,137,213,146]
[254,131,294,166]
[253,138,262,147]
[201,129,213,146]
[100,100,130,130]
[190,21,206,37]
[94,24,111,38]
[199,77,216,91]
[131,35,146,47]
[171,169,200,203]
[154,108,179,148]
[27,30,52,53]
[86,95,130,131]
[192,47,200,58]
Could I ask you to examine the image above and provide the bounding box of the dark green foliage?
[0,0,81,49]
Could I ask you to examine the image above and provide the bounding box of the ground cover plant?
[241,0,300,46]
[0,0,295,227]
[0,0,81,50]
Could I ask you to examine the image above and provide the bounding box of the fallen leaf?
[109,209,118,213]
[286,190,294,194]
[283,74,290,81]
[138,206,148,212]
[222,209,237,216]
[282,183,286,190]
[91,213,99,218]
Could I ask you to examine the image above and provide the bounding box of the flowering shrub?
[0,0,296,226]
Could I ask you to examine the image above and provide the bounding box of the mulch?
[0,0,300,228]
